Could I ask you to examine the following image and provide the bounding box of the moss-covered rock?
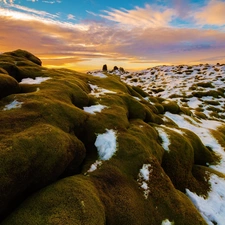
[4,49,42,66]
[161,100,180,114]
[2,176,105,225]
[0,74,20,99]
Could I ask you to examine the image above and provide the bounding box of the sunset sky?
[0,0,225,71]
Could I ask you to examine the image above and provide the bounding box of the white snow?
[132,96,141,101]
[89,83,117,97]
[137,164,153,199]
[186,174,225,225]
[20,77,51,84]
[187,97,203,109]
[155,127,171,152]
[94,129,118,161]
[87,160,102,173]
[139,164,152,181]
[164,112,225,224]
[83,104,107,114]
[161,219,174,225]
[89,72,107,78]
[165,112,225,173]
[3,100,23,111]
[96,63,225,122]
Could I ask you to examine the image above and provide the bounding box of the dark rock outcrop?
[102,64,107,71]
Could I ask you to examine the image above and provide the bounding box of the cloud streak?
[0,1,225,70]
[194,0,225,26]
[99,4,176,28]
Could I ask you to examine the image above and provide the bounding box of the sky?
[0,0,225,71]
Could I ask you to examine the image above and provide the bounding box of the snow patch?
[83,104,107,114]
[87,160,102,173]
[89,72,107,78]
[186,174,225,225]
[89,83,117,97]
[3,100,23,111]
[155,127,171,152]
[137,164,153,199]
[20,77,51,84]
[161,219,174,225]
[95,129,118,161]
[132,96,141,101]
[165,112,225,173]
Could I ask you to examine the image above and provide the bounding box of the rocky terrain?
[0,50,225,225]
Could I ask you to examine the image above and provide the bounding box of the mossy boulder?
[0,73,20,99]
[0,62,20,81]
[161,100,180,114]
[4,49,42,66]
[0,123,86,218]
[2,176,105,225]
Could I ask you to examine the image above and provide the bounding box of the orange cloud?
[195,0,225,26]
[100,4,176,28]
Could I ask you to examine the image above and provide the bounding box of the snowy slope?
[89,64,225,225]
[120,64,225,120]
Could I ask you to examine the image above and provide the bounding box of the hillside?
[0,50,225,225]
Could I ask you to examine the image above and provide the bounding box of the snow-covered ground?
[91,64,225,121]
[89,64,225,225]
[120,64,225,121]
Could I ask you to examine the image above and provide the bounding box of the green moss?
[194,111,207,119]
[0,124,86,218]
[4,49,42,66]
[158,127,195,191]
[154,103,164,114]
[193,90,224,98]
[204,100,220,106]
[0,51,222,224]
[124,95,147,120]
[196,82,214,88]
[0,62,20,81]
[180,107,192,116]
[132,86,149,97]
[183,129,219,166]
[151,88,164,93]
[0,74,20,99]
[161,100,180,114]
[2,176,105,225]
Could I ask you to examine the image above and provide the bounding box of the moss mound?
[2,176,105,225]
[161,100,180,114]
[0,74,20,99]
[0,50,224,225]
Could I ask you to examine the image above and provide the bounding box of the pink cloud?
[194,0,225,26]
